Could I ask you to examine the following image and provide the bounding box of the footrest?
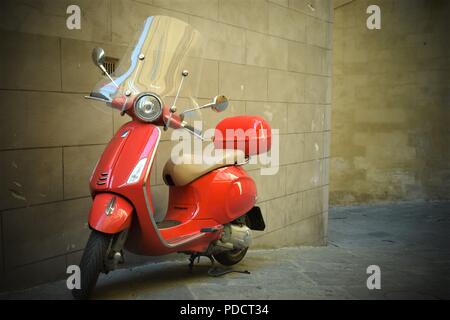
[157,220,181,229]
[200,227,219,233]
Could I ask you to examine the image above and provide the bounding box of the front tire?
[72,230,112,300]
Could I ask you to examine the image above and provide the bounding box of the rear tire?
[213,247,249,266]
[214,218,250,266]
[72,230,112,300]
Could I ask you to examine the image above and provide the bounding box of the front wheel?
[72,230,112,300]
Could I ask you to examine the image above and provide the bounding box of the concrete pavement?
[1,200,449,299]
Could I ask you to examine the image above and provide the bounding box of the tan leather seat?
[163,149,246,186]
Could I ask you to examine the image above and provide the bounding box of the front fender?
[89,193,133,234]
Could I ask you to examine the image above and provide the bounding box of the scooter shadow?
[91,259,255,300]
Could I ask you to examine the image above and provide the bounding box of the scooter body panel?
[89,120,161,245]
[162,166,256,226]
[165,166,257,224]
[151,166,256,254]
[88,119,257,256]
[90,121,158,193]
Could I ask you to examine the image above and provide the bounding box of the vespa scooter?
[73,16,271,299]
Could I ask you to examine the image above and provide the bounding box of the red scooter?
[73,16,271,299]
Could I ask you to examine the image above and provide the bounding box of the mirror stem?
[166,70,188,130]
[172,71,187,111]
[181,103,213,115]
[100,65,119,88]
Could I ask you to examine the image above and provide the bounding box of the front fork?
[104,229,129,272]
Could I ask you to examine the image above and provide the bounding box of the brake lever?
[183,124,204,141]
[84,95,111,104]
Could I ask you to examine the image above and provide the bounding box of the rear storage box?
[214,116,272,156]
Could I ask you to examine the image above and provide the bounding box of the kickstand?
[188,253,215,272]
[188,254,196,272]
[207,266,251,277]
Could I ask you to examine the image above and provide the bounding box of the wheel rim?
[227,247,247,258]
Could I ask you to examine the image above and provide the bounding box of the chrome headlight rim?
[133,92,163,123]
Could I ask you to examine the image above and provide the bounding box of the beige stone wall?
[331,0,450,205]
[0,0,332,290]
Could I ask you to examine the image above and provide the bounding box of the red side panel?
[90,127,130,191]
[90,121,159,193]
[89,193,133,234]
[225,174,257,220]
[184,166,257,224]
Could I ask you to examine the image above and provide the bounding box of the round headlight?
[134,94,163,122]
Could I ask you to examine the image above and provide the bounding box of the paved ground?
[1,200,449,299]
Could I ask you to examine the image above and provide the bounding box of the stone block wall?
[331,0,449,204]
[0,0,332,290]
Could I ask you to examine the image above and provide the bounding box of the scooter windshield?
[91,16,205,112]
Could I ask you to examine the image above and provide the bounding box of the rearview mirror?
[92,47,106,68]
[180,95,229,118]
[211,95,228,113]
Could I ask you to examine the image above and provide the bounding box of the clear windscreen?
[91,16,205,114]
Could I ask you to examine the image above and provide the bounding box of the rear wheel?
[214,218,250,266]
[72,230,112,300]
[213,247,249,266]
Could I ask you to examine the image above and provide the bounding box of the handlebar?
[161,106,204,140]
[105,96,205,139]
